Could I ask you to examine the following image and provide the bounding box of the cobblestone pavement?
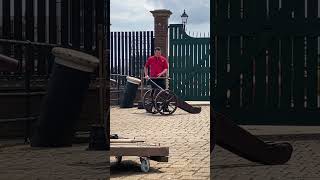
[212,139,320,180]
[110,106,210,180]
[0,144,109,180]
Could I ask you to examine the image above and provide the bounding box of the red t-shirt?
[145,55,168,78]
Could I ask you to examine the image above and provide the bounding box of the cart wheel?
[115,156,122,164]
[155,90,178,115]
[140,157,150,172]
[143,89,158,114]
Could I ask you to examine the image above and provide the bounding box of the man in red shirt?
[144,47,168,90]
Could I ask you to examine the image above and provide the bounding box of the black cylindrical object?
[31,47,99,147]
[120,76,141,108]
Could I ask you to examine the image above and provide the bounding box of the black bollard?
[31,47,99,147]
[120,76,141,108]
[0,54,19,71]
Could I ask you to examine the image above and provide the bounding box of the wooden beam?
[110,145,169,157]
[110,139,145,143]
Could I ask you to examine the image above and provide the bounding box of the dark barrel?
[31,47,99,147]
[120,76,141,108]
[0,54,19,71]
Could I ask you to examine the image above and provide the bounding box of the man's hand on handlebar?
[145,75,150,80]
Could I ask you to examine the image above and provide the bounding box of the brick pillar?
[150,9,172,89]
[150,9,172,58]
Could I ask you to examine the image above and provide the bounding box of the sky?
[110,0,210,34]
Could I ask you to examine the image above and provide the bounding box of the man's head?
[155,47,161,57]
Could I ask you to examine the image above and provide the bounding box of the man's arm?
[157,57,169,77]
[144,58,150,79]
[157,68,168,77]
[144,66,149,79]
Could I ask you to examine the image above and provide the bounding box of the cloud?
[111,0,209,32]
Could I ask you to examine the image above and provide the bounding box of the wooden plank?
[199,42,203,99]
[243,0,254,19]
[292,0,305,110]
[2,0,10,39]
[280,37,292,110]
[175,39,180,95]
[186,43,191,99]
[37,0,46,75]
[190,43,195,98]
[306,0,318,109]
[255,0,266,25]
[181,39,186,98]
[49,0,57,44]
[110,139,145,143]
[110,145,169,157]
[230,0,241,21]
[268,38,280,109]
[71,0,80,48]
[206,41,210,99]
[84,0,93,51]
[294,0,304,19]
[268,0,280,18]
[14,0,22,40]
[230,36,241,109]
[217,0,229,20]
[25,0,35,74]
[199,42,205,99]
[306,37,317,109]
[308,0,318,19]
[95,0,105,56]
[214,36,228,111]
[267,0,280,110]
[196,42,200,99]
[180,28,184,98]
[61,0,69,46]
[169,27,174,89]
[254,41,268,109]
[168,28,172,89]
[293,37,305,110]
[14,0,22,73]
[203,42,209,100]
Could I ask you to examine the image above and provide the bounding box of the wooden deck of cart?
[110,139,169,172]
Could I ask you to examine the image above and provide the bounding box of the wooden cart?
[110,138,169,172]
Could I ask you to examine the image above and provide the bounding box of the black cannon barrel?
[120,76,141,108]
[31,47,99,147]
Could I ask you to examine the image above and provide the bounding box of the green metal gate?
[213,0,320,125]
[169,24,210,101]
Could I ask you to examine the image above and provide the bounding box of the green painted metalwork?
[213,0,320,125]
[169,24,210,101]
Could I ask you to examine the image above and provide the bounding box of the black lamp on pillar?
[181,9,189,31]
